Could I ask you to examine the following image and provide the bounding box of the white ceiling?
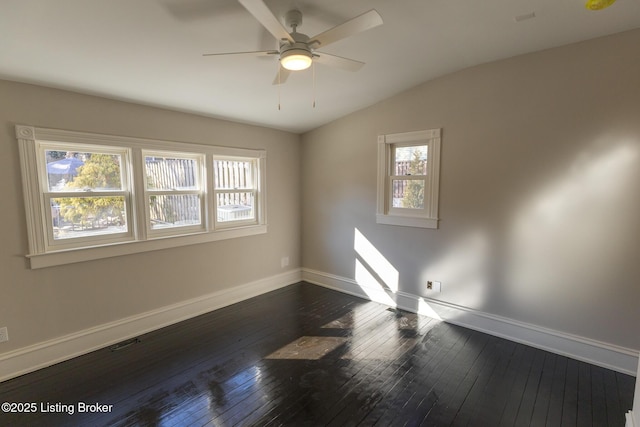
[1,0,639,133]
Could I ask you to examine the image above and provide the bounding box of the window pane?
[145,156,199,190]
[149,194,202,230]
[51,196,127,240]
[214,160,253,190]
[46,150,122,192]
[394,145,428,176]
[392,179,425,209]
[217,192,255,222]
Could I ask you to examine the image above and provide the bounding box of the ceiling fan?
[203,0,383,84]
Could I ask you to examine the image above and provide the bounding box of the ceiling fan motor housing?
[280,32,312,55]
[280,42,312,57]
[279,30,313,70]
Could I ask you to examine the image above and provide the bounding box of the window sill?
[376,214,438,229]
[27,224,267,269]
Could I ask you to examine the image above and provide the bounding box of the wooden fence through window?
[144,158,254,225]
[145,158,199,226]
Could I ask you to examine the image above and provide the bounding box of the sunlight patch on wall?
[354,228,399,292]
[526,144,637,226]
[352,228,449,324]
[355,259,397,307]
[507,142,639,306]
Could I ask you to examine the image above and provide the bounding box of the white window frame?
[142,150,207,238]
[16,125,267,269]
[213,156,262,229]
[376,129,441,229]
[38,141,135,252]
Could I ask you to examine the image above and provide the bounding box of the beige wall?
[301,29,640,350]
[0,80,301,352]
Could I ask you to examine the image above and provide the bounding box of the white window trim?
[212,155,262,230]
[16,125,267,269]
[38,141,135,252]
[141,150,208,238]
[376,128,441,229]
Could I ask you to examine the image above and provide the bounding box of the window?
[143,151,205,236]
[213,158,258,226]
[41,143,133,251]
[16,125,266,268]
[376,129,441,229]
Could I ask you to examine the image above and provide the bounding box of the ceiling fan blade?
[310,9,383,48]
[272,67,292,85]
[238,0,294,43]
[314,52,365,72]
[203,50,278,57]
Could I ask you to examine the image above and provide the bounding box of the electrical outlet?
[425,281,441,293]
[0,327,8,343]
[281,256,290,268]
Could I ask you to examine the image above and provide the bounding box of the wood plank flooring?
[0,282,635,426]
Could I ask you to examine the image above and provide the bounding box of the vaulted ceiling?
[2,0,639,133]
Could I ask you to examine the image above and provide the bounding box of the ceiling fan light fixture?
[585,0,616,10]
[280,49,313,71]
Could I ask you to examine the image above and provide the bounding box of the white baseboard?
[302,268,639,376]
[0,269,302,382]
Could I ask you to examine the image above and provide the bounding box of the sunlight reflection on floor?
[265,336,349,360]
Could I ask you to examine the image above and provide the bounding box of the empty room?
[0,0,639,426]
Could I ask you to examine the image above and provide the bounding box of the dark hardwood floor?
[0,282,635,426]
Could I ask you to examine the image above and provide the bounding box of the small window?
[377,129,441,229]
[390,144,428,210]
[213,158,258,226]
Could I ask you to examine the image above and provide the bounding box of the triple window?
[16,125,266,268]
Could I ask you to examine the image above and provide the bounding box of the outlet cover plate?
[425,281,442,293]
[0,327,8,343]
[281,256,290,268]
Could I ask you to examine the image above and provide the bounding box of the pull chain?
[312,61,316,108]
[276,61,317,109]
[277,65,281,110]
